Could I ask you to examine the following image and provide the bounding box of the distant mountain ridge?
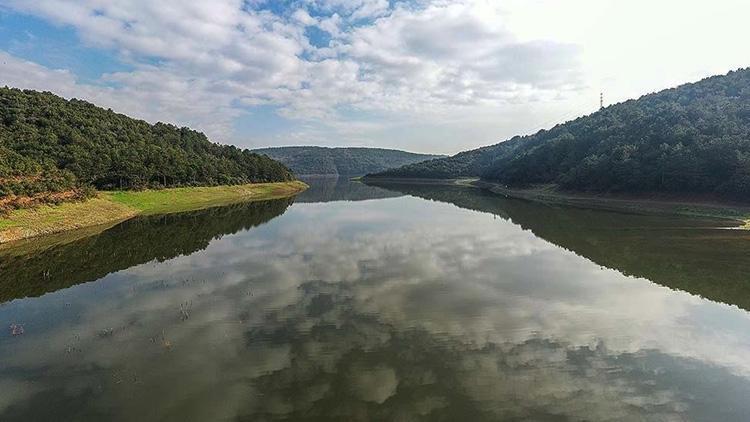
[370,68,750,200]
[254,146,444,176]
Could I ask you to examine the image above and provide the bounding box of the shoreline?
[0,181,308,244]
[364,177,750,226]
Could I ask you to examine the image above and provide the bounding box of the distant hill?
[253,146,444,176]
[0,87,293,208]
[371,68,750,200]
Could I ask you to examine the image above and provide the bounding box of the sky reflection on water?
[2,180,750,421]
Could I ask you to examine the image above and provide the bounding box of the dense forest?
[0,87,294,208]
[254,146,443,176]
[372,68,750,200]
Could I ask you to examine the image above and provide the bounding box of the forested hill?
[371,68,750,200]
[253,146,444,176]
[0,87,293,204]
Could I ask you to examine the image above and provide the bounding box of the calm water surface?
[1,178,750,421]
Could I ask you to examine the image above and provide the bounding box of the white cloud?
[341,2,583,107]
[4,0,309,86]
[0,52,240,141]
[307,0,391,20]
[1,0,748,152]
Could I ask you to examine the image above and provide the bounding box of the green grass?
[0,198,137,243]
[0,181,308,243]
[0,220,17,229]
[104,182,307,215]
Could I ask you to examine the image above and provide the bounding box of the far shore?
[363,177,750,227]
[0,181,308,244]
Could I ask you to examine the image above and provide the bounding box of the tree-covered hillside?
[254,146,444,176]
[367,139,526,179]
[372,69,750,200]
[0,87,294,205]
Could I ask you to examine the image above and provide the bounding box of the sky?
[0,0,748,155]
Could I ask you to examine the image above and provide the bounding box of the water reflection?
[0,198,294,302]
[366,182,750,311]
[2,180,750,420]
[295,176,403,203]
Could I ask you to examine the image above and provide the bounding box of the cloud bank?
[1,0,748,152]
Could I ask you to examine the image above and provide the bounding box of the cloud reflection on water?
[2,192,750,420]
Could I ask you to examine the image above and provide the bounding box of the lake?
[1,177,750,421]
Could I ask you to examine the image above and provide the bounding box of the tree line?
[372,68,750,200]
[0,87,293,205]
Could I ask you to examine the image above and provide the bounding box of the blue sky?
[0,1,748,154]
[0,12,137,84]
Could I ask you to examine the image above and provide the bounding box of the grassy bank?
[0,181,308,243]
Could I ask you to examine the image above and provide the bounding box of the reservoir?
[1,178,750,421]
